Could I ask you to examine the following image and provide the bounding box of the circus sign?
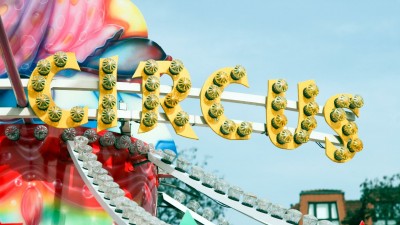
[0,0,363,166]
[19,51,363,163]
[0,1,367,225]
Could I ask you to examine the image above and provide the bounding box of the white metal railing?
[148,152,292,225]
[66,141,130,225]
[0,79,355,120]
[0,79,346,145]
[160,192,215,225]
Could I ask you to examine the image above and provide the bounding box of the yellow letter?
[323,94,364,163]
[132,59,197,139]
[200,65,252,140]
[265,79,319,149]
[28,52,88,128]
[97,56,119,131]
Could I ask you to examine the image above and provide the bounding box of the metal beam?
[161,193,215,225]
[0,79,356,121]
[0,107,342,145]
[0,17,27,107]
[148,153,292,225]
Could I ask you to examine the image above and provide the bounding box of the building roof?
[291,203,300,210]
[345,200,362,213]
[300,189,344,196]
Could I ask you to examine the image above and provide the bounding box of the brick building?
[293,189,398,225]
[296,189,346,225]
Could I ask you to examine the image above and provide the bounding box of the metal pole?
[0,16,28,107]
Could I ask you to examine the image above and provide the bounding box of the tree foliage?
[360,173,400,223]
[344,173,400,225]
[157,148,226,225]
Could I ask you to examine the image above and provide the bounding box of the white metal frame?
[0,79,346,146]
[0,107,342,145]
[160,192,215,225]
[0,79,356,120]
[148,153,292,225]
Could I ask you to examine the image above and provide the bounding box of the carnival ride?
[0,1,363,225]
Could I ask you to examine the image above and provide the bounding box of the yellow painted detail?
[107,0,148,38]
[0,5,8,16]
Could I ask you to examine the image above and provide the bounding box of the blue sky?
[135,1,400,224]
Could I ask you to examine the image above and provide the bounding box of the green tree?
[157,147,226,225]
[360,173,400,224]
[344,173,400,225]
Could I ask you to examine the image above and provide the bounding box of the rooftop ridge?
[300,189,344,195]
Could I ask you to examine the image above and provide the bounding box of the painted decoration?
[0,0,176,224]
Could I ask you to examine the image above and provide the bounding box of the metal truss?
[0,79,349,146]
[160,192,215,225]
[148,152,292,225]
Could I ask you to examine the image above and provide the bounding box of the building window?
[374,203,399,225]
[375,220,396,225]
[308,202,340,225]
